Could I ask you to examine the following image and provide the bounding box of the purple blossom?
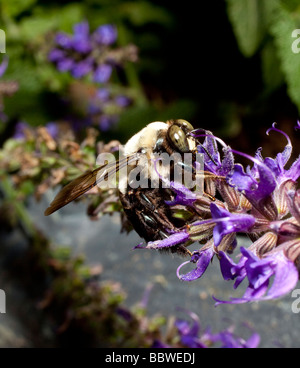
[135,230,190,251]
[13,121,29,139]
[71,59,93,78]
[48,21,134,132]
[93,64,112,83]
[165,181,197,206]
[48,48,65,62]
[174,310,207,348]
[45,122,59,139]
[115,95,131,107]
[228,155,277,219]
[49,21,123,85]
[214,247,298,304]
[153,310,260,348]
[96,88,110,101]
[177,246,215,281]
[210,203,255,246]
[164,122,300,304]
[72,21,92,53]
[211,328,260,348]
[56,58,74,72]
[55,32,73,49]
[93,24,117,45]
[194,131,234,176]
[98,115,118,131]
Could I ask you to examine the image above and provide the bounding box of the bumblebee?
[45,119,202,255]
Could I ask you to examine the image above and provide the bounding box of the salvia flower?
[49,21,137,84]
[137,123,300,304]
[153,309,260,348]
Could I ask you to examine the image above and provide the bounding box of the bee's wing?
[44,153,140,216]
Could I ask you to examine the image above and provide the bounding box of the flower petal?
[177,247,214,281]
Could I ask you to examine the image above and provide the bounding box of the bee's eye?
[168,125,190,152]
[175,119,194,133]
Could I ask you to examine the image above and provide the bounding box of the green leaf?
[226,0,271,57]
[18,3,84,41]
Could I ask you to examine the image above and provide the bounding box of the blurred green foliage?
[226,0,300,111]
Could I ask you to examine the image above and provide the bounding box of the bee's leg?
[120,188,190,256]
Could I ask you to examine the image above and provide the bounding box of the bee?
[45,119,207,256]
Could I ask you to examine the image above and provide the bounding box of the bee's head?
[167,119,196,153]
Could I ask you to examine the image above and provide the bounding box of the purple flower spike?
[210,203,255,247]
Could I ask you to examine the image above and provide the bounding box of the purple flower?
[227,156,277,220]
[49,21,126,88]
[153,309,260,348]
[55,32,73,49]
[211,328,260,348]
[210,203,255,247]
[96,88,110,101]
[72,21,92,54]
[165,181,197,207]
[13,121,29,139]
[56,58,74,72]
[93,24,117,45]
[175,310,207,348]
[135,230,190,251]
[177,246,215,281]
[71,59,93,78]
[93,64,112,83]
[194,131,234,176]
[45,122,59,139]
[98,115,118,131]
[214,247,298,304]
[115,95,131,107]
[48,48,65,62]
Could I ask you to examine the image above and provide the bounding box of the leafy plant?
[226,0,300,110]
